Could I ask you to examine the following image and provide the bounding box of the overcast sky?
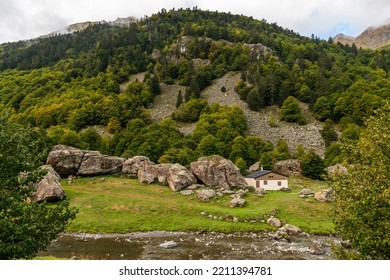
[1,0,390,43]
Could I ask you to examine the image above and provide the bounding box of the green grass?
[63,176,335,234]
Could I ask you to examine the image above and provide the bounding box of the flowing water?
[37,231,340,260]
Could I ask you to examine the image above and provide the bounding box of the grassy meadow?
[63,176,334,234]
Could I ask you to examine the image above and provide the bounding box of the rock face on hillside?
[33,165,65,202]
[122,156,154,177]
[46,145,125,177]
[190,155,247,190]
[273,159,301,176]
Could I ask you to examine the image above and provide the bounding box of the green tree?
[176,90,183,108]
[0,118,77,259]
[301,149,325,180]
[80,128,102,150]
[280,96,306,125]
[321,119,338,147]
[331,105,390,259]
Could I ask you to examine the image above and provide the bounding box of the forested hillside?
[1,8,389,171]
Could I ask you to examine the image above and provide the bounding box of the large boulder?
[279,224,302,235]
[146,163,173,185]
[190,155,247,190]
[314,188,335,202]
[267,217,282,228]
[229,197,246,208]
[248,161,261,173]
[273,159,301,176]
[46,145,84,177]
[77,151,125,176]
[167,164,196,192]
[33,165,66,202]
[122,156,154,177]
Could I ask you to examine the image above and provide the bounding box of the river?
[37,231,340,260]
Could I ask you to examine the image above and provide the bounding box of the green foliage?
[172,98,208,122]
[313,96,332,121]
[280,96,306,125]
[331,105,390,259]
[175,90,183,109]
[235,157,247,175]
[0,118,77,259]
[320,119,338,147]
[301,149,325,180]
[79,128,102,151]
[294,144,306,160]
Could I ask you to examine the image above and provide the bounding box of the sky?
[1,0,390,43]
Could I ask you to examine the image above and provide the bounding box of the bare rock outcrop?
[167,164,196,192]
[46,145,84,177]
[33,165,65,202]
[122,156,154,177]
[273,159,301,176]
[314,189,335,202]
[77,151,125,176]
[46,145,125,177]
[190,155,247,190]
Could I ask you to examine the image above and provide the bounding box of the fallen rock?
[279,224,302,235]
[138,170,156,184]
[46,145,84,177]
[255,188,266,196]
[196,189,216,202]
[298,188,314,198]
[314,188,335,202]
[33,165,65,202]
[190,155,247,190]
[327,164,348,178]
[180,190,193,196]
[159,241,178,249]
[122,156,154,177]
[273,159,301,176]
[267,217,282,228]
[167,164,196,192]
[229,197,246,208]
[248,161,261,173]
[77,151,125,176]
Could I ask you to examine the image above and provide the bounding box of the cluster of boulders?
[36,145,249,206]
[298,187,334,202]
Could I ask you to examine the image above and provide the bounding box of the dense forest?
[1,8,389,174]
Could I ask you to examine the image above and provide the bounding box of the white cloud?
[0,0,390,43]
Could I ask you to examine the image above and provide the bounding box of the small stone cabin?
[245,169,288,191]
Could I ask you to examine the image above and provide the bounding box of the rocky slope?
[148,72,325,156]
[333,20,390,49]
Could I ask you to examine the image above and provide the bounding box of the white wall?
[245,177,288,191]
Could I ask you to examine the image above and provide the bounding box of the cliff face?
[334,21,390,49]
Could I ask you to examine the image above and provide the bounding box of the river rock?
[159,241,178,249]
[33,165,66,202]
[267,217,282,228]
[279,224,302,235]
[46,145,84,177]
[229,197,246,208]
[190,155,247,190]
[77,151,125,176]
[167,164,196,192]
[196,189,216,202]
[273,159,301,176]
[314,188,335,202]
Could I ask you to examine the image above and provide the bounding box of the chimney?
[261,165,263,171]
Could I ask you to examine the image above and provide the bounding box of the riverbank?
[63,176,334,234]
[37,231,340,260]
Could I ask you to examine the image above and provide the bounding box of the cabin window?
[264,180,267,185]
[269,175,274,179]
[278,181,282,186]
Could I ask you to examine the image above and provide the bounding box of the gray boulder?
[46,145,84,177]
[279,224,302,235]
[273,159,301,176]
[190,155,247,190]
[248,161,261,173]
[77,151,125,176]
[33,165,65,202]
[196,189,216,202]
[315,188,335,202]
[122,156,154,177]
[159,241,178,249]
[298,188,314,198]
[137,170,156,184]
[229,197,246,208]
[267,217,282,228]
[167,164,196,191]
